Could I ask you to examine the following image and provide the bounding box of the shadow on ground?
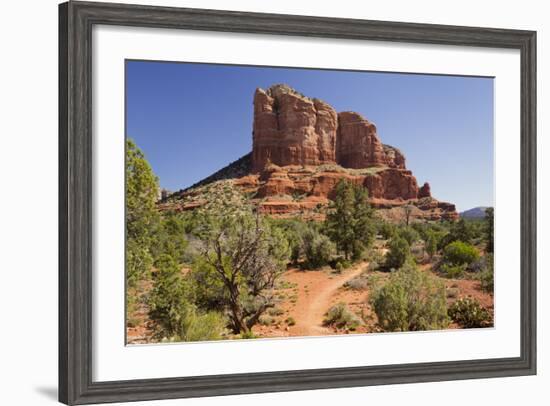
[35,386,57,401]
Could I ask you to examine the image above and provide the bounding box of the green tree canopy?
[485,207,494,253]
[126,138,160,286]
[325,179,375,260]
[384,236,410,270]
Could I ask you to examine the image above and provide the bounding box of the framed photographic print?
[59,1,536,404]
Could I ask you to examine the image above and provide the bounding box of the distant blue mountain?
[459,207,490,219]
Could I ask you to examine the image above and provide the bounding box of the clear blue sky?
[126,60,494,212]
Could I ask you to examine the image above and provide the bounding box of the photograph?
[125,60,500,344]
[125,61,495,344]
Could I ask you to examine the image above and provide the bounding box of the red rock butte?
[163,84,458,223]
[252,85,405,172]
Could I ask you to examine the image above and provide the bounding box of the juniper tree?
[325,179,375,260]
[193,183,289,334]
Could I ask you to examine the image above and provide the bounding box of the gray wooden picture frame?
[59,1,537,404]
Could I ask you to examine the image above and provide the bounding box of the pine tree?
[325,180,375,260]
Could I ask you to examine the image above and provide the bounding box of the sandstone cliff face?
[337,112,388,168]
[363,168,419,200]
[252,85,338,172]
[383,145,406,169]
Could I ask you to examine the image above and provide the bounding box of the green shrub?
[448,297,492,328]
[446,287,459,299]
[384,236,410,270]
[269,218,308,265]
[149,213,190,264]
[411,243,427,264]
[302,228,336,269]
[438,219,475,249]
[149,254,226,341]
[334,258,352,269]
[323,303,361,330]
[286,317,296,326]
[180,311,226,342]
[259,315,275,326]
[440,263,467,279]
[479,254,494,293]
[479,270,494,293]
[267,307,285,317]
[344,272,370,290]
[126,290,140,328]
[398,227,420,246]
[364,248,385,266]
[425,232,438,258]
[443,241,479,266]
[467,257,487,273]
[485,207,494,253]
[379,222,396,240]
[371,264,449,331]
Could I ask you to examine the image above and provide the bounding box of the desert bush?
[446,287,459,299]
[269,218,308,265]
[467,256,487,273]
[323,303,361,330]
[344,271,370,290]
[126,289,140,328]
[189,256,228,311]
[302,228,336,269]
[448,297,492,328]
[286,317,296,326]
[425,231,438,258]
[440,263,467,279]
[149,254,226,341]
[364,248,385,266]
[367,261,380,272]
[479,270,494,293]
[267,307,284,317]
[378,221,396,240]
[479,254,494,293]
[180,311,226,342]
[443,241,480,266]
[370,264,449,332]
[438,219,475,249]
[332,257,352,270]
[410,242,428,263]
[240,331,256,339]
[149,213,190,264]
[259,315,275,326]
[397,227,420,246]
[384,236,410,270]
